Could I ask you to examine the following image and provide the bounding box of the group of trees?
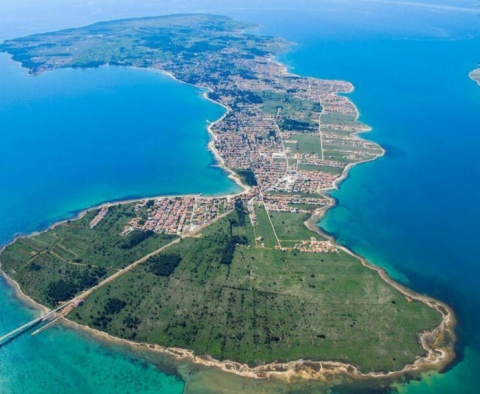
[46,279,77,304]
[220,235,248,265]
[235,200,246,226]
[235,169,258,187]
[91,297,127,329]
[46,267,107,305]
[104,297,127,314]
[121,230,154,249]
[280,118,315,132]
[148,253,182,276]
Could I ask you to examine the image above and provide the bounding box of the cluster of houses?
[321,93,357,117]
[292,170,338,193]
[190,198,234,231]
[212,107,287,191]
[122,197,195,235]
[271,169,336,194]
[89,206,109,228]
[293,238,339,253]
[299,154,345,168]
[263,194,327,213]
[120,196,239,236]
[107,33,381,254]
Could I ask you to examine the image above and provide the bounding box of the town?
[84,29,385,251]
[0,15,448,378]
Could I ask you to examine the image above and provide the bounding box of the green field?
[253,204,279,248]
[268,211,326,243]
[0,200,443,372]
[298,164,344,175]
[321,113,359,129]
[260,91,320,121]
[0,14,444,374]
[285,134,322,155]
[59,205,443,372]
[0,204,176,306]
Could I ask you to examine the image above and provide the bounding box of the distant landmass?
[470,65,480,86]
[0,14,455,381]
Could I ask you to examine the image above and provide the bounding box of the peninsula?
[0,14,455,381]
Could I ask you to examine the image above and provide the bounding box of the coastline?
[0,49,456,384]
[127,64,250,194]
[469,67,480,86]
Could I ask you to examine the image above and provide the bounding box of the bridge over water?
[0,236,183,347]
[0,301,74,346]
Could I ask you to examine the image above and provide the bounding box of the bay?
[0,54,238,246]
[0,40,239,394]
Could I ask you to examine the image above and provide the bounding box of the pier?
[0,237,181,347]
[0,299,78,346]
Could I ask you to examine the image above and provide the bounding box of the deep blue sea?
[1,1,480,393]
[0,55,238,246]
[0,45,239,394]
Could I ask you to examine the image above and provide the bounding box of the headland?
[0,14,455,383]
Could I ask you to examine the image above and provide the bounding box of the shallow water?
[0,274,185,393]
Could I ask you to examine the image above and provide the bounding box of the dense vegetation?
[280,118,316,132]
[0,14,441,373]
[220,235,248,265]
[0,14,279,76]
[66,207,442,371]
[121,230,154,249]
[148,253,182,276]
[46,280,77,304]
[105,298,127,314]
[0,204,176,307]
[235,169,258,186]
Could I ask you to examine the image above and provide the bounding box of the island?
[470,65,480,86]
[0,14,455,381]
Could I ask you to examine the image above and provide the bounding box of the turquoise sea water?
[0,275,184,393]
[1,1,480,393]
